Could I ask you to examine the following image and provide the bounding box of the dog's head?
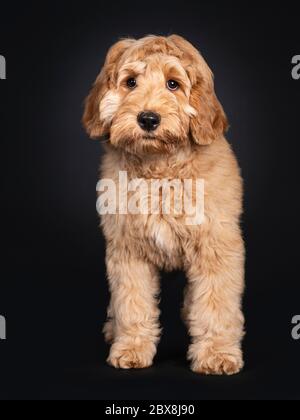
[83,35,228,155]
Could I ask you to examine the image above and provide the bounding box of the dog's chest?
[130,213,184,270]
[146,215,181,252]
[126,182,187,269]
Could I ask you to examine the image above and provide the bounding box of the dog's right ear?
[82,39,134,139]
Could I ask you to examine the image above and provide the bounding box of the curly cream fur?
[83,35,245,375]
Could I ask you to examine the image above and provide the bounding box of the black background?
[0,0,300,400]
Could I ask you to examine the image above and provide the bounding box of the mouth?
[142,135,157,141]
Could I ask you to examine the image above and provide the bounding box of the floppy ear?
[82,39,134,139]
[168,34,228,146]
[189,78,228,146]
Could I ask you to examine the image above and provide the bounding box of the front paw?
[108,340,156,370]
[188,344,244,376]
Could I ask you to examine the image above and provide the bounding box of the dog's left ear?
[168,35,228,146]
[189,77,229,146]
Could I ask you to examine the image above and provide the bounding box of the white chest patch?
[146,215,180,258]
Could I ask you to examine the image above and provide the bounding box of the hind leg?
[103,302,115,344]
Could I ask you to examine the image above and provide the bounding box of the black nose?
[137,112,161,132]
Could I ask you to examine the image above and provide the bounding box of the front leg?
[184,223,245,375]
[106,249,161,369]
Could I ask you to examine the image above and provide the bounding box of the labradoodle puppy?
[83,35,245,375]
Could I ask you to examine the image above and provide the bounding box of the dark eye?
[167,80,179,91]
[126,78,137,89]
